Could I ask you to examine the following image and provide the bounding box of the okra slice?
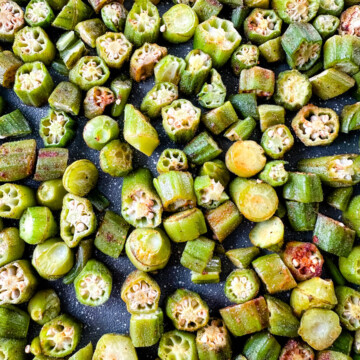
[52,0,92,30]
[229,93,259,119]
[282,23,322,71]
[258,104,285,132]
[19,206,57,245]
[93,334,137,360]
[328,187,353,211]
[123,104,159,156]
[158,330,197,360]
[259,37,285,63]
[339,245,360,284]
[335,286,360,331]
[69,342,93,360]
[199,159,230,187]
[243,332,281,360]
[290,277,337,316]
[166,289,209,332]
[87,0,110,13]
[339,5,360,36]
[179,49,212,96]
[341,102,360,133]
[25,0,54,27]
[124,0,160,47]
[239,66,275,98]
[319,0,343,15]
[56,31,86,70]
[162,99,201,143]
[60,193,97,248]
[83,86,114,119]
[196,318,232,360]
[28,289,60,325]
[219,296,269,336]
[343,195,360,237]
[121,270,160,314]
[231,44,259,76]
[96,32,132,69]
[193,16,241,68]
[194,175,228,209]
[0,338,26,360]
[231,5,250,30]
[0,0,24,42]
[37,179,67,211]
[298,309,341,350]
[253,253,297,294]
[32,238,74,280]
[355,330,360,354]
[101,2,127,31]
[157,148,188,173]
[34,148,69,182]
[40,314,82,357]
[48,81,81,116]
[0,50,22,88]
[153,171,196,212]
[272,0,320,23]
[69,56,110,91]
[318,351,352,360]
[141,82,178,118]
[197,68,226,109]
[313,14,340,38]
[14,61,54,107]
[224,117,256,141]
[192,0,222,22]
[274,70,312,111]
[0,304,29,338]
[282,241,324,281]
[325,254,347,284]
[244,9,282,44]
[0,139,36,182]
[154,54,185,85]
[126,228,171,271]
[259,161,288,187]
[0,183,36,219]
[280,340,315,360]
[0,228,24,267]
[191,256,221,284]
[110,75,132,117]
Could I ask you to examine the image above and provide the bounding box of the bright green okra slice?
[83,86,115,119]
[194,175,229,209]
[192,0,222,22]
[48,81,81,116]
[40,314,82,357]
[197,68,226,109]
[25,0,54,27]
[157,148,188,173]
[272,0,320,23]
[60,193,97,248]
[229,93,258,119]
[318,351,352,360]
[28,289,60,325]
[224,117,256,141]
[239,66,275,98]
[0,260,38,305]
[313,14,340,38]
[258,104,285,132]
[37,179,67,211]
[319,0,343,15]
[141,82,178,118]
[158,330,197,360]
[126,228,171,271]
[259,37,285,63]
[14,61,54,107]
[56,31,86,70]
[0,338,27,360]
[110,75,132,117]
[0,0,24,42]
[0,228,24,267]
[193,16,241,68]
[166,289,209,332]
[0,50,23,88]
[341,102,360,133]
[191,256,221,284]
[93,334,137,360]
[199,159,230,187]
[339,246,360,284]
[154,54,186,85]
[0,304,30,338]
[124,0,160,47]
[101,2,127,31]
[335,286,360,331]
[225,247,260,269]
[231,44,259,76]
[327,187,353,211]
[69,342,93,360]
[259,161,289,187]
[243,332,281,360]
[261,124,294,159]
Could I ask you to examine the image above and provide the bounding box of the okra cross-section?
[280,339,315,360]
[83,86,115,119]
[93,334,137,360]
[156,148,188,173]
[339,5,360,37]
[0,0,24,42]
[25,0,55,27]
[313,15,340,39]
[197,68,226,109]
[101,2,127,32]
[154,54,185,85]
[272,0,320,23]
[261,124,294,159]
[231,44,259,76]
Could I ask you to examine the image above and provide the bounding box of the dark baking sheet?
[1,2,360,357]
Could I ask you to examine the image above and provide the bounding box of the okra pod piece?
[258,104,285,132]
[259,161,288,187]
[335,286,360,330]
[199,159,230,187]
[355,330,360,354]
[354,72,360,101]
[282,241,324,281]
[141,82,178,118]
[229,93,258,120]
[324,254,346,286]
[86,0,110,13]
[310,68,355,100]
[298,309,341,350]
[123,104,160,156]
[83,86,114,119]
[28,289,60,325]
[126,228,171,271]
[157,148,188,173]
[258,37,285,63]
[0,0,24,42]
[158,330,197,360]
[197,68,226,109]
[56,31,86,70]
[34,148,69,182]
[163,207,207,243]
[339,246,360,284]
[154,54,185,85]
[0,260,37,305]
[194,175,228,209]
[231,44,259,76]
[226,246,260,269]
[93,334,137,360]
[130,309,163,348]
[32,238,74,280]
[220,297,269,337]
[0,50,22,88]
[0,183,36,219]
[19,206,57,245]
[153,171,196,212]
[101,2,127,32]
[290,277,337,316]
[121,168,162,228]
[243,332,281,360]
[37,179,67,211]
[69,56,110,91]
[60,193,97,248]
[0,337,26,360]
[0,304,29,338]
[50,59,70,78]
[319,0,343,15]
[288,200,319,229]
[339,5,360,36]
[52,0,92,30]
[124,0,160,47]
[0,228,24,267]
[166,289,209,332]
[193,16,241,68]
[318,351,352,360]
[232,4,250,30]
[280,340,314,360]
[272,0,319,23]
[239,66,275,98]
[274,70,312,111]
[196,318,232,360]
[328,187,353,212]
[25,0,54,27]
[343,195,360,236]
[283,172,323,203]
[69,342,93,360]
[191,256,221,284]
[28,336,43,357]
[261,124,294,159]
[0,139,36,182]
[110,75,132,117]
[192,0,222,22]
[313,15,340,39]
[14,61,54,107]
[341,102,360,133]
[179,49,212,95]
[48,81,81,116]
[40,314,82,357]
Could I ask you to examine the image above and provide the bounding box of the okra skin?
[56,31,86,70]
[239,66,275,98]
[154,54,185,85]
[93,334,137,360]
[198,69,226,109]
[318,351,352,360]
[193,0,223,22]
[0,228,24,267]
[69,342,93,360]
[199,160,230,187]
[258,104,285,132]
[259,37,285,63]
[339,246,360,285]
[341,102,360,133]
[34,148,69,182]
[324,254,346,286]
[48,81,81,116]
[110,76,132,117]
[335,286,360,331]
[0,304,30,338]
[191,256,221,284]
[0,51,23,88]
[76,19,107,48]
[0,337,27,360]
[243,332,281,360]
[343,195,360,236]
[36,179,67,211]
[229,93,259,120]
[226,246,260,269]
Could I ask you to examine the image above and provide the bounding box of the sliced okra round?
[93,334,137,360]
[261,124,294,159]
[0,0,24,42]
[259,161,289,187]
[154,54,186,85]
[166,288,209,332]
[36,179,67,211]
[313,14,340,38]
[279,339,315,360]
[197,68,226,109]
[157,148,188,173]
[0,228,24,267]
[340,5,360,36]
[83,86,115,119]
[231,44,259,76]
[291,104,339,146]
[162,99,201,143]
[272,0,320,23]
[194,175,228,209]
[28,289,61,325]
[335,286,360,331]
[319,0,343,16]
[126,228,171,271]
[101,1,127,32]
[25,0,54,27]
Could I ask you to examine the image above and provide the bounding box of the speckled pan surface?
[0,1,359,358]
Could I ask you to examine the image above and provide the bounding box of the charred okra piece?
[259,161,288,187]
[166,289,209,332]
[243,332,281,360]
[192,0,222,22]
[220,297,269,337]
[83,86,114,119]
[335,286,360,331]
[124,104,159,156]
[272,0,319,23]
[110,75,132,117]
[25,0,54,27]
[56,31,86,70]
[36,179,67,211]
[226,246,260,269]
[191,256,221,284]
[28,289,60,325]
[0,139,36,182]
[258,104,285,132]
[261,124,294,159]
[194,175,228,209]
[224,116,256,141]
[158,331,198,360]
[0,228,25,267]
[34,148,69,182]
[154,54,185,85]
[193,16,241,67]
[93,334,137,360]
[60,193,97,248]
[48,81,81,116]
[0,0,24,42]
[101,2,127,31]
[339,245,360,284]
[197,68,226,109]
[0,51,23,88]
[239,66,275,98]
[231,44,259,76]
[313,15,340,39]
[0,304,29,338]
[157,148,188,173]
[121,168,162,228]
[126,228,171,271]
[14,61,54,107]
